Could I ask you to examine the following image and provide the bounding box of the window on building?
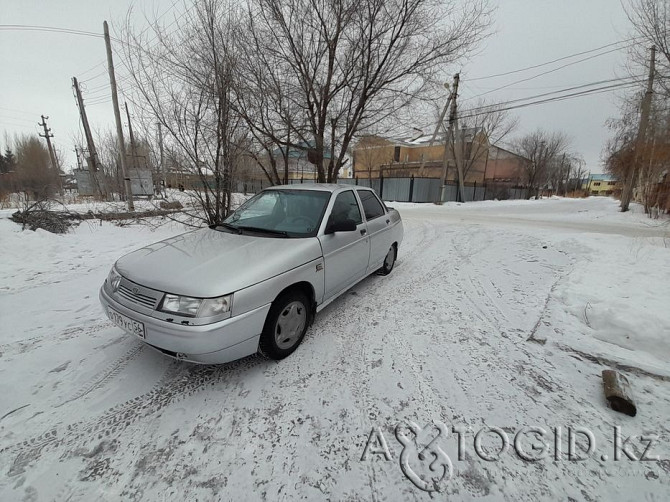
[357,190,385,220]
[593,182,601,186]
[393,146,400,162]
[608,181,616,185]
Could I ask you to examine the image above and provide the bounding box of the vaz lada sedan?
[100,184,403,364]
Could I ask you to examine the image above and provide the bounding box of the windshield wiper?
[212,222,242,234]
[237,225,289,237]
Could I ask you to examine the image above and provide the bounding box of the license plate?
[107,306,145,339]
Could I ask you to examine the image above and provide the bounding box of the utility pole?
[38,115,58,174]
[452,107,466,202]
[440,73,463,203]
[73,77,106,198]
[38,115,63,195]
[74,147,83,170]
[418,82,453,177]
[157,122,165,196]
[104,20,134,211]
[621,45,656,212]
[124,102,139,170]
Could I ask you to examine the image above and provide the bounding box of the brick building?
[352,132,527,185]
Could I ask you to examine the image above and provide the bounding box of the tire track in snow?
[312,287,394,502]
[55,343,146,408]
[0,322,113,358]
[4,356,265,477]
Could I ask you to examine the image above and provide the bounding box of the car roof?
[265,183,371,193]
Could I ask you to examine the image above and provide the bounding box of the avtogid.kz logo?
[361,421,660,492]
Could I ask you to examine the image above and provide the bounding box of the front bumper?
[99,286,270,364]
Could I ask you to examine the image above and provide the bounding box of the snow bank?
[551,233,670,373]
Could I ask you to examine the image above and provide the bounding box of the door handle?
[386,219,390,224]
[360,229,367,236]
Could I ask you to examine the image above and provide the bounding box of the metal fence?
[338,177,528,203]
[235,176,528,203]
[74,168,158,197]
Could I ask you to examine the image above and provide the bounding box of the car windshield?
[221,189,331,237]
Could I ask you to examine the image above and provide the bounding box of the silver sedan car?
[99,184,403,364]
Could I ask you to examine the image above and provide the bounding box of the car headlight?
[199,295,233,318]
[107,266,122,293]
[159,293,233,318]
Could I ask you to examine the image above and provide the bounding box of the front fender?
[231,257,325,317]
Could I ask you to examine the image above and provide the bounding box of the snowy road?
[1,197,669,500]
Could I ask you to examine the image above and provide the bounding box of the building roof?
[272,141,332,160]
[362,128,484,147]
[588,173,617,181]
[489,144,532,163]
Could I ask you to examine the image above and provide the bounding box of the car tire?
[377,244,396,276]
[259,290,311,360]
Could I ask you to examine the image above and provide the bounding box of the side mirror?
[325,217,357,234]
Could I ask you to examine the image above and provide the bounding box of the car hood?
[115,228,322,297]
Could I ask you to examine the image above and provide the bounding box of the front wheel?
[377,244,396,276]
[259,290,310,360]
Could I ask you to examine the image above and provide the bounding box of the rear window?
[358,190,385,220]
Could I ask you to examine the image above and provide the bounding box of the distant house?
[270,142,347,181]
[485,145,529,184]
[582,174,621,196]
[352,132,527,184]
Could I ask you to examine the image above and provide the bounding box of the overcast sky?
[1,0,633,173]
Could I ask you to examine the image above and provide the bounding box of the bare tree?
[512,130,570,199]
[354,135,393,179]
[607,2,670,213]
[564,154,587,195]
[636,105,670,214]
[12,134,60,202]
[119,0,246,224]
[237,0,492,183]
[624,0,670,95]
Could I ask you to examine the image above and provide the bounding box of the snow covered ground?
[0,197,669,500]
[1,189,249,216]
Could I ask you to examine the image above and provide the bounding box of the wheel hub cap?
[274,301,306,350]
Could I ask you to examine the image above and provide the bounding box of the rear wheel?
[259,290,310,360]
[377,244,396,276]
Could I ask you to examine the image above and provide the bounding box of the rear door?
[318,190,370,301]
[356,189,391,272]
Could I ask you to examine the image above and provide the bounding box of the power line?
[83,71,133,91]
[459,81,641,121]
[87,94,112,102]
[464,45,636,102]
[77,61,107,78]
[76,0,189,83]
[0,106,40,118]
[0,113,38,125]
[0,24,110,40]
[80,69,109,84]
[0,120,38,130]
[466,37,639,82]
[417,78,642,133]
[464,76,644,114]
[87,100,112,107]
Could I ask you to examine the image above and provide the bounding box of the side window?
[330,190,363,225]
[358,190,385,220]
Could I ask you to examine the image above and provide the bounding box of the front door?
[318,190,369,301]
